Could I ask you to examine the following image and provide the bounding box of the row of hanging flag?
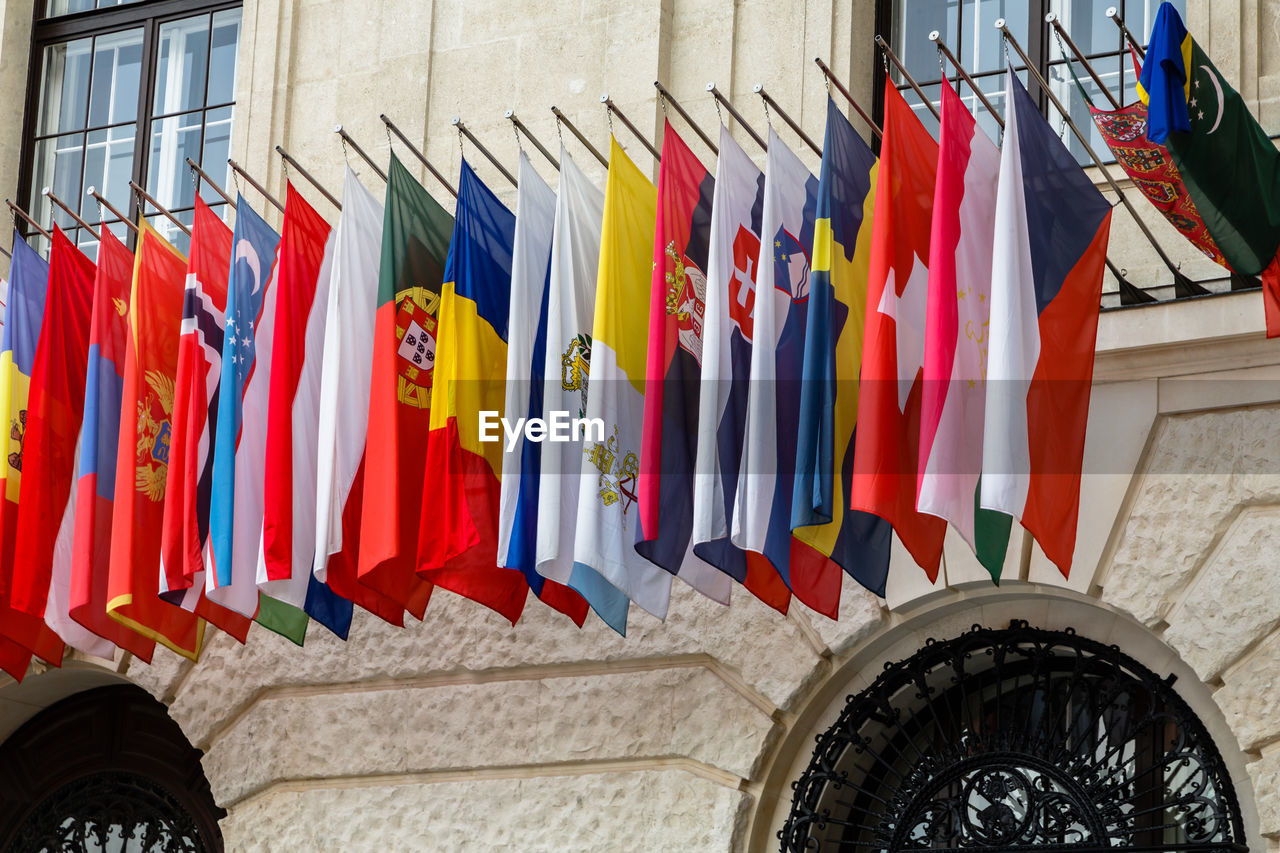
[0,3,1271,679]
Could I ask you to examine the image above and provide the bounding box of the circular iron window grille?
[779,621,1247,853]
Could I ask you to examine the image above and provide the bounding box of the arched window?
[780,622,1247,852]
[0,684,224,852]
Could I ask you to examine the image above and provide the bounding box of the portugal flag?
[357,154,448,618]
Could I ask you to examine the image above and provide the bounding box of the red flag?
[68,228,156,660]
[850,81,948,580]
[10,228,96,626]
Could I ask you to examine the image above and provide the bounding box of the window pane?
[88,28,143,128]
[208,8,242,105]
[37,38,92,136]
[30,133,85,232]
[1048,0,1120,59]
[957,71,1014,147]
[971,0,1029,74]
[148,112,203,212]
[1128,0,1185,45]
[83,124,136,223]
[43,0,142,17]
[895,0,959,85]
[147,209,193,257]
[154,15,211,116]
[199,106,234,205]
[1048,54,1122,163]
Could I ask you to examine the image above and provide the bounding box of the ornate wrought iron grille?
[780,622,1247,853]
[10,770,211,852]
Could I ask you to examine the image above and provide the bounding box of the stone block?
[1217,627,1280,752]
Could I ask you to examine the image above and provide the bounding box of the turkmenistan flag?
[1141,1,1280,332]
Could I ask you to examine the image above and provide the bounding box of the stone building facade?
[0,0,1279,850]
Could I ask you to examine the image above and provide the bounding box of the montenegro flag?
[418,161,529,624]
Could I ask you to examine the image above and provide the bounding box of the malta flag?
[69,227,155,660]
[536,150,628,630]
[731,129,818,596]
[571,137,671,631]
[790,99,892,611]
[690,127,791,614]
[257,185,351,639]
[154,198,251,645]
[635,121,729,605]
[417,161,529,623]
[851,80,948,581]
[494,153,588,626]
[313,169,405,625]
[0,234,65,674]
[10,227,98,657]
[917,84,1012,581]
[981,68,1112,577]
[357,154,449,618]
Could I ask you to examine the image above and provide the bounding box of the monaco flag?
[917,83,1012,582]
[981,68,1112,577]
[850,80,948,582]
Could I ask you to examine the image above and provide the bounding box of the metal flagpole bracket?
[335,125,387,182]
[996,19,1198,294]
[44,188,100,240]
[601,95,661,163]
[87,187,139,235]
[506,111,560,170]
[452,117,519,188]
[1106,6,1147,60]
[876,34,940,122]
[706,83,767,151]
[227,158,285,213]
[753,84,821,156]
[814,58,882,140]
[276,145,341,210]
[1046,13,1122,110]
[6,199,51,241]
[129,181,190,236]
[653,81,718,156]
[550,106,608,168]
[380,114,458,198]
[185,158,236,209]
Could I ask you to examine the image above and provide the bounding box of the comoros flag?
[69,227,155,660]
[417,160,530,624]
[494,153,589,626]
[980,68,1112,578]
[790,98,892,611]
[731,130,819,601]
[635,121,728,605]
[690,127,791,614]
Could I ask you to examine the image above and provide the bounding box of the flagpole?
[813,58,882,140]
[1046,14,1122,110]
[129,181,191,236]
[87,187,139,235]
[550,106,609,168]
[753,84,822,156]
[227,159,285,213]
[706,84,767,152]
[379,114,458,197]
[43,189,100,240]
[930,34,1004,127]
[334,126,388,182]
[452,118,519,188]
[5,199,51,241]
[936,33,1152,304]
[998,20,1200,295]
[275,146,342,210]
[185,158,237,209]
[506,111,560,170]
[601,95,661,163]
[875,35,941,122]
[654,82,718,155]
[1105,6,1146,60]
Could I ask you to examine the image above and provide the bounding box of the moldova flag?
[980,68,1112,578]
[635,121,729,605]
[418,161,530,624]
[11,227,96,630]
[790,98,892,609]
[357,154,447,619]
[1140,2,1280,333]
[69,227,155,660]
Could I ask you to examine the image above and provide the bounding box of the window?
[19,0,242,260]
[882,0,1184,162]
